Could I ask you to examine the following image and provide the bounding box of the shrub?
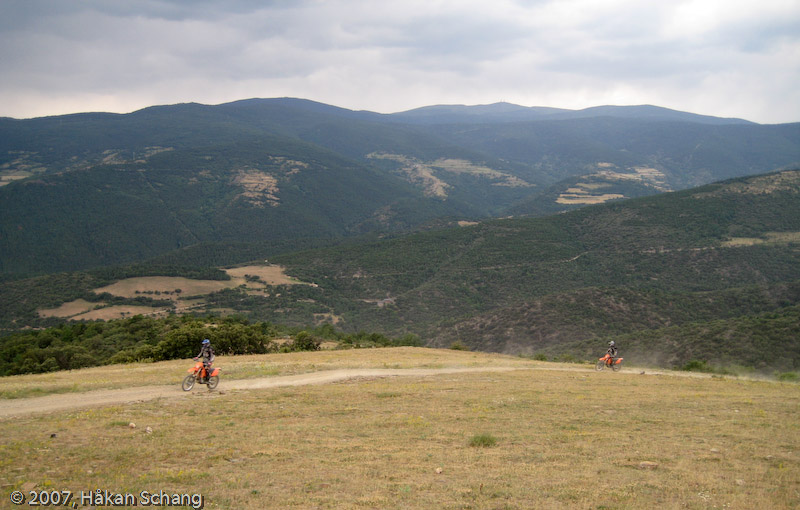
[396,334,423,347]
[286,331,321,352]
[681,359,713,372]
[449,341,469,351]
[777,372,799,382]
[469,433,498,448]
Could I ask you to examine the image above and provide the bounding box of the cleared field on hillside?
[37,265,307,320]
[1,348,798,509]
[91,265,306,300]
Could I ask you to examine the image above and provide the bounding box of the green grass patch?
[468,433,498,448]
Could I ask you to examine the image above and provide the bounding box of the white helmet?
[608,341,615,347]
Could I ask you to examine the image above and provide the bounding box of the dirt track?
[0,367,524,419]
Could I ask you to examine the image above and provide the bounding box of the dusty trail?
[0,366,524,419]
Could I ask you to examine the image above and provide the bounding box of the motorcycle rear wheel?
[182,374,196,391]
[595,360,606,371]
[207,375,219,390]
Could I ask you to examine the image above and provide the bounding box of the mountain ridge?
[1,98,799,277]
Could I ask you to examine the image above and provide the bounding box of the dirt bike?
[596,353,623,372]
[182,359,220,390]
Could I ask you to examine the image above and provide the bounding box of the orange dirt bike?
[596,354,623,372]
[182,358,220,390]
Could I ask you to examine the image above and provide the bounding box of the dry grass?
[225,265,307,286]
[556,193,626,205]
[0,348,531,399]
[38,299,101,318]
[723,232,800,247]
[38,265,307,320]
[1,349,798,509]
[93,277,235,299]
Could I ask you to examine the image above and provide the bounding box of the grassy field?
[35,264,309,322]
[1,348,798,509]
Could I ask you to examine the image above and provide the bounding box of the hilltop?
[1,348,798,509]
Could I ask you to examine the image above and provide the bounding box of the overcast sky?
[1,0,799,123]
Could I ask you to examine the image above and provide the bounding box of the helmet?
[608,341,615,347]
[202,339,210,345]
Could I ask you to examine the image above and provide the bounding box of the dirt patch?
[431,158,532,188]
[94,276,233,299]
[557,193,625,205]
[39,299,102,318]
[367,153,450,197]
[233,169,280,207]
[367,153,532,198]
[225,265,307,286]
[723,231,800,247]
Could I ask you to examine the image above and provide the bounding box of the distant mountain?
[1,98,799,276]
[390,102,754,125]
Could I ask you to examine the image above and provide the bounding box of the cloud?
[0,0,798,123]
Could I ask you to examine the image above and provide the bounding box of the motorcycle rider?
[194,338,215,382]
[606,341,618,366]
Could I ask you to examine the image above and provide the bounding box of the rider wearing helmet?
[606,341,618,366]
[195,338,216,382]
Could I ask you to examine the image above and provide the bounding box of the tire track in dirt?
[0,367,525,419]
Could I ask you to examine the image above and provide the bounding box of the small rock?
[128,422,136,429]
[710,448,720,454]
[435,467,443,474]
[639,461,659,470]
[145,426,153,434]
[49,433,57,438]
[735,479,745,486]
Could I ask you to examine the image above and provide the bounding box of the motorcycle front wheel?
[182,374,196,391]
[612,361,622,372]
[207,375,219,390]
[595,360,606,371]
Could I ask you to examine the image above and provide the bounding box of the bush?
[681,359,713,372]
[396,334,423,347]
[286,331,321,352]
[469,433,498,448]
[777,371,799,382]
[449,341,469,351]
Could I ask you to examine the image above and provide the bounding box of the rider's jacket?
[197,344,216,364]
[607,346,618,358]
